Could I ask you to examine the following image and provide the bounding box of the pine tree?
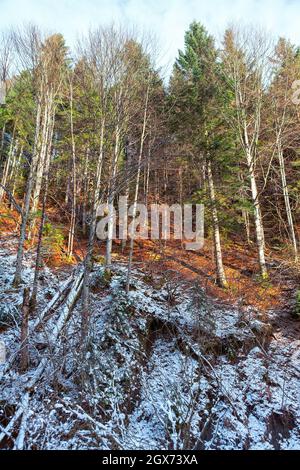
[169,22,229,287]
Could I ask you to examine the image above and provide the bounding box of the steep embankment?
[0,235,299,450]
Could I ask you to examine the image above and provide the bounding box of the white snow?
[0,240,299,450]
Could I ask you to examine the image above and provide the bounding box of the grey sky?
[1,0,300,74]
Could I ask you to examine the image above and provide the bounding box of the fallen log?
[20,288,30,372]
[0,393,29,445]
[13,393,29,450]
[0,270,84,447]
[31,269,79,331]
[0,268,81,381]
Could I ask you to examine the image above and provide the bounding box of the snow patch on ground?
[0,242,299,450]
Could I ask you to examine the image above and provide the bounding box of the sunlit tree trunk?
[277,141,298,261]
[106,121,120,267]
[14,93,43,286]
[81,118,105,340]
[207,158,228,288]
[126,86,149,292]
[31,90,55,223]
[244,125,268,279]
[67,78,77,258]
[30,167,49,311]
[0,124,17,202]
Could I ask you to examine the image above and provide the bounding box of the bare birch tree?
[222,26,272,279]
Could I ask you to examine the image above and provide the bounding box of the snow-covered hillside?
[0,238,299,450]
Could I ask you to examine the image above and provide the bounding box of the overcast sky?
[1,0,300,74]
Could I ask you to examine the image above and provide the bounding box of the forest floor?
[0,205,300,449]
[1,201,299,312]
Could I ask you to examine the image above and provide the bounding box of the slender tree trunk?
[179,167,183,207]
[207,158,228,288]
[81,118,105,340]
[242,209,251,244]
[13,96,43,286]
[245,145,268,279]
[67,81,77,258]
[20,288,30,372]
[82,148,90,236]
[144,134,151,206]
[31,92,54,224]
[106,123,120,266]
[278,142,298,261]
[0,124,17,202]
[121,140,131,253]
[121,192,129,253]
[145,159,150,206]
[0,125,6,163]
[65,175,71,205]
[11,145,23,210]
[30,166,49,311]
[8,141,20,201]
[126,86,149,292]
[242,119,268,279]
[238,171,251,244]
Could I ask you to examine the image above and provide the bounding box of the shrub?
[41,223,65,264]
[294,290,300,318]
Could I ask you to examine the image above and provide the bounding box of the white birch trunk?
[126,86,149,292]
[278,142,298,261]
[207,158,228,288]
[244,141,268,279]
[67,80,77,258]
